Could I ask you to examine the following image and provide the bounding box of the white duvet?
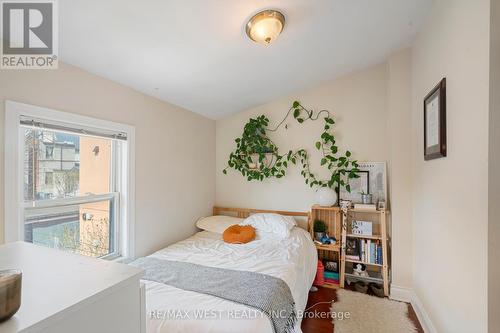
[143,227,317,333]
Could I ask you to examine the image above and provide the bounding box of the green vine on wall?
[223,101,360,192]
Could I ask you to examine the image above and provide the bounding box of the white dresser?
[0,242,145,333]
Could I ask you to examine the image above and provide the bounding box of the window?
[45,172,53,186]
[45,145,54,159]
[5,101,135,260]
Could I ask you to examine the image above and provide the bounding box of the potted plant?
[223,102,360,195]
[359,190,373,204]
[313,220,327,241]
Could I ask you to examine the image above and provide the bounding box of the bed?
[136,207,318,333]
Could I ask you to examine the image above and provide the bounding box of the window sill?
[108,255,133,264]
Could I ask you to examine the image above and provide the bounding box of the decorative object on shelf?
[353,263,369,278]
[339,170,369,203]
[424,78,447,160]
[351,220,373,236]
[339,199,352,211]
[313,260,325,286]
[313,219,327,241]
[0,269,22,322]
[377,201,386,211]
[246,10,285,45]
[315,187,337,207]
[324,260,338,273]
[320,235,336,245]
[360,191,372,204]
[223,101,360,196]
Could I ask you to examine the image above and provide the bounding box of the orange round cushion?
[222,225,256,244]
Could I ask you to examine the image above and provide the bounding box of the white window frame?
[4,100,136,260]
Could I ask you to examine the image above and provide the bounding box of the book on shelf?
[354,203,377,211]
[324,271,339,280]
[370,241,376,264]
[377,243,383,265]
[346,254,360,261]
[324,278,339,284]
[345,239,383,265]
[345,238,359,256]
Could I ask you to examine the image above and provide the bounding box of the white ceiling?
[60,0,432,119]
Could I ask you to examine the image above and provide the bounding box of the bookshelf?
[340,208,389,296]
[309,205,342,289]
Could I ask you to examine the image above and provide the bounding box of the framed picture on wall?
[424,78,447,160]
[356,162,387,205]
[339,170,369,203]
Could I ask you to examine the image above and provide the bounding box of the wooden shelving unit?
[309,205,342,289]
[340,209,390,296]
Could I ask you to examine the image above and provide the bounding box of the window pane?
[23,128,112,201]
[24,199,115,258]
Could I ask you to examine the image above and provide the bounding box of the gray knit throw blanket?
[130,257,296,333]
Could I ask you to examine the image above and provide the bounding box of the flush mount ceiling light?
[246,10,285,45]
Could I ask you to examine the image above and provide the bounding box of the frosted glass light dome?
[315,187,337,207]
[246,10,285,45]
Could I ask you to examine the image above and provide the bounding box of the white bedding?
[143,227,317,333]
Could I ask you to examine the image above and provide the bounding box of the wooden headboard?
[212,206,311,230]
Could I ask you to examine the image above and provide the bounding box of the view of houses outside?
[23,129,113,257]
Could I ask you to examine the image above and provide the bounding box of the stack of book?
[354,203,377,211]
[323,271,339,284]
[345,238,383,265]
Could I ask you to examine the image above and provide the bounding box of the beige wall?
[387,49,413,291]
[489,0,500,331]
[411,0,490,332]
[216,59,415,289]
[0,62,216,257]
[216,63,390,212]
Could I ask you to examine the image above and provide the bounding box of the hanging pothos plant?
[223,101,360,192]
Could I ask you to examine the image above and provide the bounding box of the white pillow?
[239,213,297,239]
[196,215,243,234]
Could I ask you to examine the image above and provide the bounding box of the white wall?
[216,63,390,212]
[411,0,490,332]
[489,0,500,331]
[387,49,414,293]
[0,62,216,257]
[216,59,415,290]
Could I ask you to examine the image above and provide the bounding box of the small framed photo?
[424,78,447,160]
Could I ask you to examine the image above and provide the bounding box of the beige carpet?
[331,289,417,333]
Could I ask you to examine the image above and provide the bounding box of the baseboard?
[410,292,438,333]
[390,284,413,302]
[389,285,437,333]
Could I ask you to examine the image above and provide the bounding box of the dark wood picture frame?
[424,78,447,160]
